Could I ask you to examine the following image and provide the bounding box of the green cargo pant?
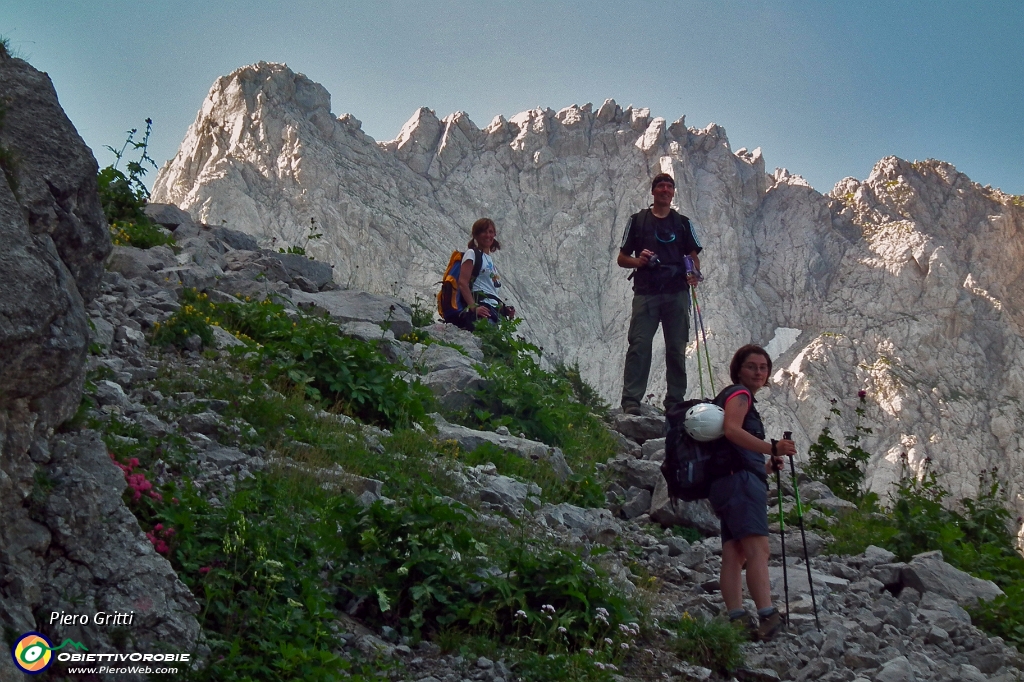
[621,290,690,412]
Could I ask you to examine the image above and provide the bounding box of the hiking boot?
[755,609,784,642]
[729,612,757,639]
[622,404,643,416]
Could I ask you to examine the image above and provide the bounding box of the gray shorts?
[708,470,770,544]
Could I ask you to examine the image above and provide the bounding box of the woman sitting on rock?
[709,344,795,641]
[456,218,515,329]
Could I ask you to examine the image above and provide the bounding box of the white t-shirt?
[462,250,503,306]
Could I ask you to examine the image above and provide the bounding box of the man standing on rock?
[617,173,702,415]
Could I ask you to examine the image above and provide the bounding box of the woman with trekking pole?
[708,345,795,641]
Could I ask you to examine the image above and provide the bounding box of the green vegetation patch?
[98,119,175,249]
[153,290,433,429]
[155,470,639,681]
[460,319,616,506]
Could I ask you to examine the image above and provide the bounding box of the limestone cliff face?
[153,62,1024,538]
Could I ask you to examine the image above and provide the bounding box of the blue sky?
[5,0,1023,194]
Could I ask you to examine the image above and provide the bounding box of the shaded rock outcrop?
[0,54,198,675]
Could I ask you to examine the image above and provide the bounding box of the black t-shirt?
[620,209,702,294]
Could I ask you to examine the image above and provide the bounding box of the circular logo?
[11,632,53,674]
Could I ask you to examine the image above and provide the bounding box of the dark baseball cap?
[651,173,675,190]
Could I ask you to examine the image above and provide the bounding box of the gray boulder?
[431,414,572,480]
[917,592,972,632]
[291,289,414,337]
[609,456,664,490]
[0,55,110,299]
[768,564,850,598]
[868,562,907,589]
[210,324,246,349]
[901,550,1004,606]
[421,323,484,360]
[768,529,827,558]
[648,477,720,534]
[339,320,393,343]
[144,202,193,227]
[797,480,836,502]
[606,428,642,458]
[421,366,486,411]
[641,437,666,460]
[106,245,177,280]
[611,412,665,443]
[861,544,897,567]
[271,251,334,289]
[811,495,859,515]
[459,464,540,515]
[178,411,224,437]
[93,379,131,409]
[414,342,474,373]
[222,248,292,284]
[89,315,115,349]
[538,503,620,545]
[875,656,917,682]
[621,487,653,519]
[213,226,260,251]
[40,433,200,657]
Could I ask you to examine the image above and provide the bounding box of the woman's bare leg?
[739,534,773,610]
[720,539,747,611]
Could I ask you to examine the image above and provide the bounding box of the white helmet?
[684,403,725,442]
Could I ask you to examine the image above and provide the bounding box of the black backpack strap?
[461,248,485,307]
[673,209,702,251]
[470,248,483,282]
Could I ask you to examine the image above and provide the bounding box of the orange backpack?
[436,248,482,323]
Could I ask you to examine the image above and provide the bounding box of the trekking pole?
[773,440,790,628]
[690,286,715,395]
[784,431,820,631]
[690,289,707,397]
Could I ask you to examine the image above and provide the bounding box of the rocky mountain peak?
[152,65,1024,539]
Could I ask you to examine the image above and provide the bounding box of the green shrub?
[805,394,871,501]
[553,360,610,418]
[512,650,617,681]
[158,469,640,679]
[170,291,433,429]
[816,493,897,556]
[466,319,616,482]
[98,119,174,249]
[972,583,1024,650]
[273,217,323,256]
[665,612,745,674]
[159,476,356,681]
[409,294,436,327]
[336,494,636,647]
[152,290,215,349]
